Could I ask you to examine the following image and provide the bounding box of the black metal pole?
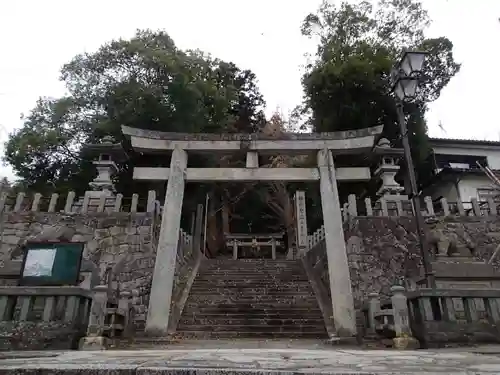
[396,101,435,288]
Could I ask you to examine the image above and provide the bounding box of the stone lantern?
[82,136,127,198]
[374,138,407,199]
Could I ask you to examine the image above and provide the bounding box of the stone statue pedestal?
[416,254,500,289]
[79,336,109,350]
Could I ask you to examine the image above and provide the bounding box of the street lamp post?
[391,51,436,289]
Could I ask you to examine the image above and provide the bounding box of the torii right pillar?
[317,148,356,338]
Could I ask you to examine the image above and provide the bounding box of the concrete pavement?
[1,345,500,374]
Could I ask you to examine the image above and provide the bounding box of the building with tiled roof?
[424,137,500,208]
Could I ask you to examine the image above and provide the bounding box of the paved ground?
[1,344,500,374]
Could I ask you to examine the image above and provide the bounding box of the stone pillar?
[271,238,277,260]
[294,190,308,257]
[367,292,380,337]
[145,146,187,335]
[193,204,204,255]
[233,241,238,260]
[317,148,356,337]
[79,285,109,350]
[390,285,419,349]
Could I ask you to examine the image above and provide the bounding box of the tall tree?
[4,30,266,198]
[297,0,460,191]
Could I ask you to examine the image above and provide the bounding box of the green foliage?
[298,0,460,166]
[296,0,460,227]
[4,30,266,196]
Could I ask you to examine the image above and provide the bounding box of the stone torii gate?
[121,125,383,338]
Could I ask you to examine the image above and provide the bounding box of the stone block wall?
[425,215,500,268]
[343,215,500,306]
[344,217,421,307]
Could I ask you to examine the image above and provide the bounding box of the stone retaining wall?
[344,217,421,307]
[343,215,500,306]
[0,211,159,329]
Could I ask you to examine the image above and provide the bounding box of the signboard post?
[295,190,308,257]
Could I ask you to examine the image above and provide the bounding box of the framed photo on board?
[19,242,84,286]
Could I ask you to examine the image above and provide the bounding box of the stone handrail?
[178,229,192,255]
[302,237,335,337]
[344,194,499,220]
[166,204,205,334]
[0,190,159,214]
[307,225,325,251]
[364,287,500,348]
[363,286,416,349]
[407,288,500,347]
[0,286,92,324]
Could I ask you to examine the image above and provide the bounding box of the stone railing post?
[380,198,389,216]
[440,197,450,216]
[457,198,465,216]
[488,198,498,216]
[390,285,419,349]
[348,194,357,218]
[79,285,109,350]
[118,290,133,337]
[367,292,380,337]
[471,198,481,216]
[424,196,434,216]
[365,197,373,216]
[342,203,348,222]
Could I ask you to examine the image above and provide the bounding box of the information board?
[20,242,84,286]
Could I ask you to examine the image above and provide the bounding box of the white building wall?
[457,175,497,204]
[433,145,500,169]
[424,180,458,202]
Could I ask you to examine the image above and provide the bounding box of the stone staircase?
[175,259,328,339]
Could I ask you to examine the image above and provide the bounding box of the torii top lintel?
[121,125,383,155]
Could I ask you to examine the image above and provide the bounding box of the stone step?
[191,282,312,288]
[200,272,304,274]
[182,306,323,314]
[191,284,312,289]
[177,258,324,340]
[185,295,319,303]
[179,317,324,326]
[188,294,316,300]
[189,289,314,296]
[201,267,303,270]
[202,258,302,265]
[196,278,307,282]
[196,275,307,280]
[174,331,328,339]
[201,263,303,268]
[176,324,326,333]
[200,261,303,269]
[200,264,304,272]
[180,310,324,317]
[199,269,305,274]
[183,303,321,312]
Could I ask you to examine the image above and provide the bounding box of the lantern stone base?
[79,336,110,351]
[393,336,420,350]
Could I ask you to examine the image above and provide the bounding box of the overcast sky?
[0,0,499,180]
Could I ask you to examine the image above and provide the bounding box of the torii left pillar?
[146,146,187,335]
[317,148,356,338]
